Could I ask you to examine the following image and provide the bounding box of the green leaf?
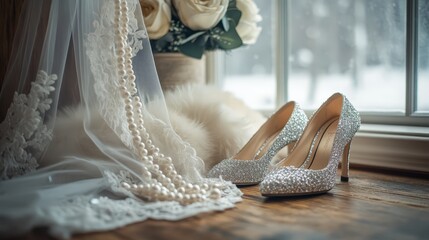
[228,0,237,8]
[226,9,242,25]
[217,27,243,50]
[178,42,205,59]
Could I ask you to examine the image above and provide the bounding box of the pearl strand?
[114,0,221,205]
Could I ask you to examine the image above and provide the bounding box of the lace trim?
[86,0,140,148]
[2,0,243,236]
[86,0,205,181]
[41,172,241,239]
[0,71,57,180]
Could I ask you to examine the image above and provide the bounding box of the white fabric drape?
[0,0,241,238]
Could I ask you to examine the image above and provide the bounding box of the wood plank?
[7,170,429,239]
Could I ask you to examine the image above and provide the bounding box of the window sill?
[351,124,429,174]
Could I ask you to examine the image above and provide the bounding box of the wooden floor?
[14,170,429,240]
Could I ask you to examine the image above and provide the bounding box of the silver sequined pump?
[260,93,361,196]
[207,102,308,185]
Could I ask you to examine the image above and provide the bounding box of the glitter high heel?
[260,93,360,196]
[207,101,308,185]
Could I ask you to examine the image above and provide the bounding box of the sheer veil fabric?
[0,0,241,238]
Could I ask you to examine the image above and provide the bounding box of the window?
[417,0,429,113]
[213,0,429,172]
[220,0,428,126]
[222,0,275,110]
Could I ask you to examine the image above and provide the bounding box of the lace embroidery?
[86,0,205,181]
[41,175,241,239]
[0,71,57,180]
[0,0,242,236]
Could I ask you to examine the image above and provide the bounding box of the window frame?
[276,0,429,127]
[208,0,429,173]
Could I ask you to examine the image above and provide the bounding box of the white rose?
[140,0,171,39]
[236,0,262,44]
[172,0,229,31]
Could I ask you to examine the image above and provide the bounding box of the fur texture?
[43,85,265,174]
[163,85,265,173]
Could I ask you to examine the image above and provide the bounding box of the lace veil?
[0,0,241,238]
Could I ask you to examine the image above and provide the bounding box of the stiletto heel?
[260,93,360,196]
[207,102,308,185]
[340,142,351,182]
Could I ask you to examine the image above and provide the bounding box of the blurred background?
[222,0,429,114]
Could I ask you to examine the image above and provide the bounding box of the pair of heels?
[207,93,361,196]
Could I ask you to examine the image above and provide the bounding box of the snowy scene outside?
[222,0,428,114]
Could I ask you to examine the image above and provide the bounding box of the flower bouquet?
[140,0,262,59]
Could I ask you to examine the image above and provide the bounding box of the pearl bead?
[176,193,184,201]
[163,165,173,173]
[192,185,201,193]
[174,175,182,183]
[138,142,145,149]
[119,86,127,92]
[163,177,172,185]
[167,183,175,190]
[190,194,197,202]
[121,182,131,189]
[119,68,126,75]
[117,56,125,63]
[159,190,168,201]
[153,169,161,177]
[119,79,126,85]
[185,183,193,191]
[133,136,141,143]
[126,111,133,118]
[125,104,133,112]
[142,170,151,179]
[167,192,175,201]
[170,170,177,177]
[152,164,159,171]
[209,189,221,200]
[178,187,186,193]
[118,63,125,71]
[131,129,139,137]
[140,148,148,156]
[135,102,142,108]
[121,91,131,98]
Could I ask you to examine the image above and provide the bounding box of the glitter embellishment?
[260,93,361,196]
[207,102,308,185]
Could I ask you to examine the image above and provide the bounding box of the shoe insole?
[278,117,338,169]
[309,119,339,170]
